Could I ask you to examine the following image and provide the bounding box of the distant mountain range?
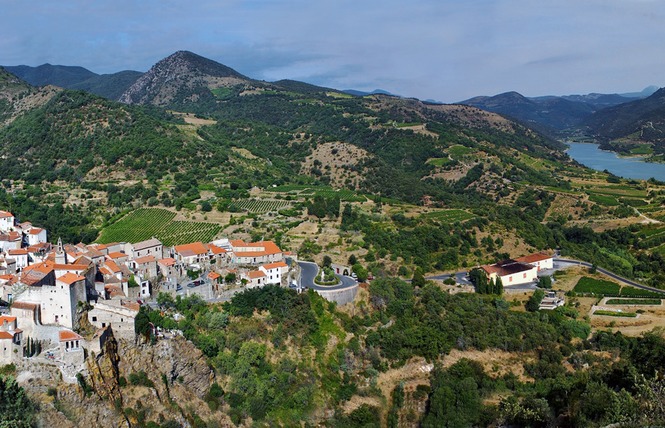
[3,54,664,150]
[4,64,142,101]
[459,88,659,136]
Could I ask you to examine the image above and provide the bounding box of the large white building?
[482,259,538,286]
[230,240,283,265]
[0,211,14,232]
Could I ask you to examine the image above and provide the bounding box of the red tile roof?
[0,331,13,340]
[158,257,177,267]
[248,270,266,279]
[208,272,221,280]
[515,252,553,264]
[261,261,288,270]
[10,301,39,310]
[108,251,127,260]
[134,255,156,264]
[174,242,208,257]
[59,330,83,341]
[57,272,85,285]
[0,210,13,219]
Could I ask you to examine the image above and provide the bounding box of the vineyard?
[230,199,293,214]
[419,209,475,223]
[97,208,221,246]
[267,185,367,202]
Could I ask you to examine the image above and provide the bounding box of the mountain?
[118,50,252,107]
[342,88,396,97]
[3,63,143,101]
[620,85,659,99]
[0,66,60,125]
[4,63,97,87]
[461,91,596,135]
[68,70,143,100]
[558,93,637,108]
[583,87,665,144]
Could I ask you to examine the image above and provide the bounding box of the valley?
[2,51,665,427]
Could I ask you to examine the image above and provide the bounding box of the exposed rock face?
[118,50,250,106]
[86,328,122,403]
[117,335,214,399]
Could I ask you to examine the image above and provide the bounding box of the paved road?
[426,271,472,285]
[298,261,358,291]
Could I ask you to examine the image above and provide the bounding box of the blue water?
[565,142,665,181]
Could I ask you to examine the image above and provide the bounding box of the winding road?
[297,261,358,291]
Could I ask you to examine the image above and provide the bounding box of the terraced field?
[418,209,475,223]
[231,199,293,214]
[97,208,221,246]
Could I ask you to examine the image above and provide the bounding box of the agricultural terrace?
[571,276,663,298]
[97,208,221,246]
[418,209,475,223]
[267,185,367,202]
[230,199,292,214]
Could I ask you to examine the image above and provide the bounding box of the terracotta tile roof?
[121,301,140,312]
[0,316,17,323]
[174,242,208,257]
[10,301,39,310]
[104,284,125,298]
[261,261,288,270]
[132,238,162,251]
[134,255,156,264]
[206,244,227,255]
[59,330,83,342]
[0,210,13,219]
[158,257,177,267]
[208,272,221,280]
[0,331,13,340]
[515,252,553,264]
[248,270,266,279]
[28,228,44,235]
[104,260,121,274]
[232,241,282,258]
[108,251,127,260]
[7,249,28,255]
[482,260,535,277]
[57,272,85,285]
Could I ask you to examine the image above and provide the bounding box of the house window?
[523,273,527,278]
[509,276,512,282]
[92,316,97,322]
[102,323,106,327]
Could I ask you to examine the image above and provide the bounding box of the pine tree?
[495,277,504,295]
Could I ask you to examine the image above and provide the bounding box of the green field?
[447,145,474,159]
[588,193,619,206]
[97,208,221,246]
[231,199,293,213]
[427,157,453,167]
[572,277,664,297]
[606,298,661,305]
[267,185,366,202]
[419,209,475,223]
[629,144,653,155]
[594,310,637,318]
[572,277,621,296]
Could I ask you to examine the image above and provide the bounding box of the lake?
[566,142,665,181]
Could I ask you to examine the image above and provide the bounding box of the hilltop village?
[0,209,294,374]
[0,206,569,382]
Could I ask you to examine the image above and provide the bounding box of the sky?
[1,0,664,102]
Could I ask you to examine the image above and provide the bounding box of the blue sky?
[1,0,663,102]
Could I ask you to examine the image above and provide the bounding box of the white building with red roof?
[515,252,554,271]
[259,261,288,285]
[0,315,22,364]
[26,227,47,246]
[0,210,15,233]
[230,240,283,265]
[7,248,29,269]
[481,259,538,286]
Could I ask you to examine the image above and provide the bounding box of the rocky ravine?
[19,331,227,428]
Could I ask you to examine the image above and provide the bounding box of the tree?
[134,306,152,342]
[352,264,369,282]
[322,255,332,268]
[348,254,358,266]
[225,272,237,284]
[538,276,552,289]
[495,276,504,295]
[0,376,36,427]
[526,289,545,312]
[412,268,426,288]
